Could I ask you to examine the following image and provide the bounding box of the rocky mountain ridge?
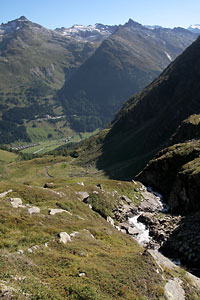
[58,19,198,132]
[55,23,117,42]
[0,16,198,143]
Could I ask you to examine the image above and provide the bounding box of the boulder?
[127,226,141,236]
[10,198,23,208]
[28,206,40,214]
[49,208,65,215]
[76,192,89,202]
[58,232,71,244]
[139,190,163,212]
[44,182,56,189]
[165,278,185,300]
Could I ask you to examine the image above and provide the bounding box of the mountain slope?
[58,19,198,131]
[72,35,200,179]
[0,16,97,143]
[188,24,200,33]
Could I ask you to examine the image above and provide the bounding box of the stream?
[127,186,169,247]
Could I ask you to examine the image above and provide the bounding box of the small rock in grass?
[96,184,103,190]
[70,231,79,238]
[79,273,86,277]
[17,250,24,255]
[77,182,85,186]
[28,245,39,253]
[58,232,71,244]
[44,182,56,189]
[28,206,40,214]
[0,190,13,198]
[10,198,23,208]
[107,216,115,226]
[49,208,72,216]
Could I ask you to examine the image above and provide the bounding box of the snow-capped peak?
[0,16,29,37]
[54,23,117,42]
[187,24,200,33]
[189,24,200,29]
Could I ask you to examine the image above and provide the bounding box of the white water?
[128,214,150,246]
[128,187,168,246]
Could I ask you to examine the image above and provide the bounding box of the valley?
[1,13,200,300]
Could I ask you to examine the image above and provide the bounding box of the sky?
[1,0,200,29]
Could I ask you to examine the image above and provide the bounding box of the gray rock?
[77,182,85,186]
[70,231,79,238]
[93,191,99,194]
[58,232,71,244]
[17,250,24,255]
[28,245,39,253]
[165,278,185,300]
[44,182,56,188]
[140,191,163,212]
[121,195,132,204]
[49,208,65,215]
[0,189,13,198]
[28,206,40,214]
[49,208,72,216]
[10,198,23,208]
[107,216,115,226]
[127,226,141,236]
[79,272,86,277]
[76,192,89,202]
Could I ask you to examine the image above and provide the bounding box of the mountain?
[188,24,200,33]
[55,23,117,42]
[0,16,99,143]
[72,34,200,180]
[58,19,198,132]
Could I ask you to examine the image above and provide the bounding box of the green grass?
[0,153,199,298]
[19,129,100,155]
[0,156,167,299]
[0,149,18,163]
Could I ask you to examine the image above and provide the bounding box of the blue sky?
[1,0,200,29]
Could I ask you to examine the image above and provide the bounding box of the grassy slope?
[0,149,18,163]
[0,156,166,299]
[0,155,199,299]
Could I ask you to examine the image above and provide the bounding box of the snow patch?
[164,51,173,62]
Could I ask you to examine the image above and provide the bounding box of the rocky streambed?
[110,183,200,277]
